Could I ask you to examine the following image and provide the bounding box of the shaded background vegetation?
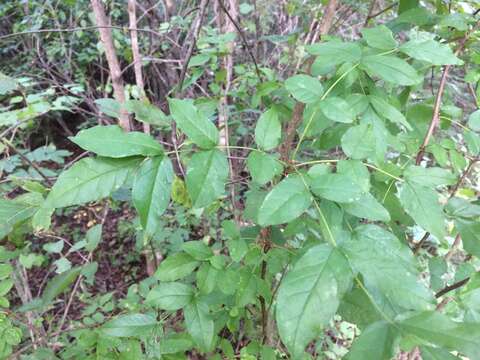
[1,0,480,359]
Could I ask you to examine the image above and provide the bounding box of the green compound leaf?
[45,157,141,209]
[307,41,362,66]
[342,225,435,313]
[361,25,398,50]
[254,108,282,150]
[101,313,157,338]
[276,244,352,358]
[132,156,173,237]
[146,282,194,311]
[310,173,364,203]
[0,197,40,239]
[343,192,391,222]
[168,98,219,149]
[246,151,283,185]
[399,39,462,65]
[70,125,164,158]
[319,97,354,123]
[154,253,199,282]
[403,165,456,187]
[369,95,412,130]
[186,149,229,209]
[399,182,446,241]
[341,123,377,160]
[184,299,215,353]
[345,321,398,360]
[285,74,324,104]
[361,55,421,85]
[399,311,480,359]
[258,175,312,226]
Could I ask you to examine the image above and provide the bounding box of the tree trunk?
[91,0,130,131]
[127,0,150,134]
[165,0,176,18]
[280,0,337,161]
[218,0,238,144]
[218,0,239,221]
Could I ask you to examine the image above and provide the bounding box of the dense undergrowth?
[1,0,480,359]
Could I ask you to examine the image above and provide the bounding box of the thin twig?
[435,275,473,298]
[412,231,430,254]
[280,0,338,162]
[435,296,452,311]
[0,119,32,139]
[449,156,479,197]
[128,0,150,134]
[415,23,479,165]
[170,0,210,178]
[444,233,462,261]
[415,67,452,165]
[11,264,38,348]
[413,155,479,253]
[411,24,479,253]
[53,262,86,342]
[54,206,108,341]
[0,25,167,41]
[257,228,271,345]
[266,265,288,315]
[365,2,398,23]
[177,0,210,93]
[217,0,262,81]
[218,0,240,222]
[467,83,479,106]
[364,0,378,26]
[0,124,18,140]
[1,139,53,186]
[170,125,186,177]
[64,151,89,170]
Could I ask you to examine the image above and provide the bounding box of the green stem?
[216,145,290,167]
[355,278,397,326]
[296,168,399,328]
[294,166,399,328]
[363,163,404,182]
[295,159,340,167]
[295,170,337,247]
[294,159,404,182]
[320,63,360,101]
[439,116,470,132]
[376,48,398,56]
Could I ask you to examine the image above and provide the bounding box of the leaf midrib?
[76,135,163,154]
[45,158,138,207]
[289,248,336,354]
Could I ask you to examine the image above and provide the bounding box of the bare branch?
[217,0,262,81]
[128,0,150,134]
[415,24,479,164]
[280,0,338,161]
[177,0,210,94]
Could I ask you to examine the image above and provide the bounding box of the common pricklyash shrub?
[2,11,480,360]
